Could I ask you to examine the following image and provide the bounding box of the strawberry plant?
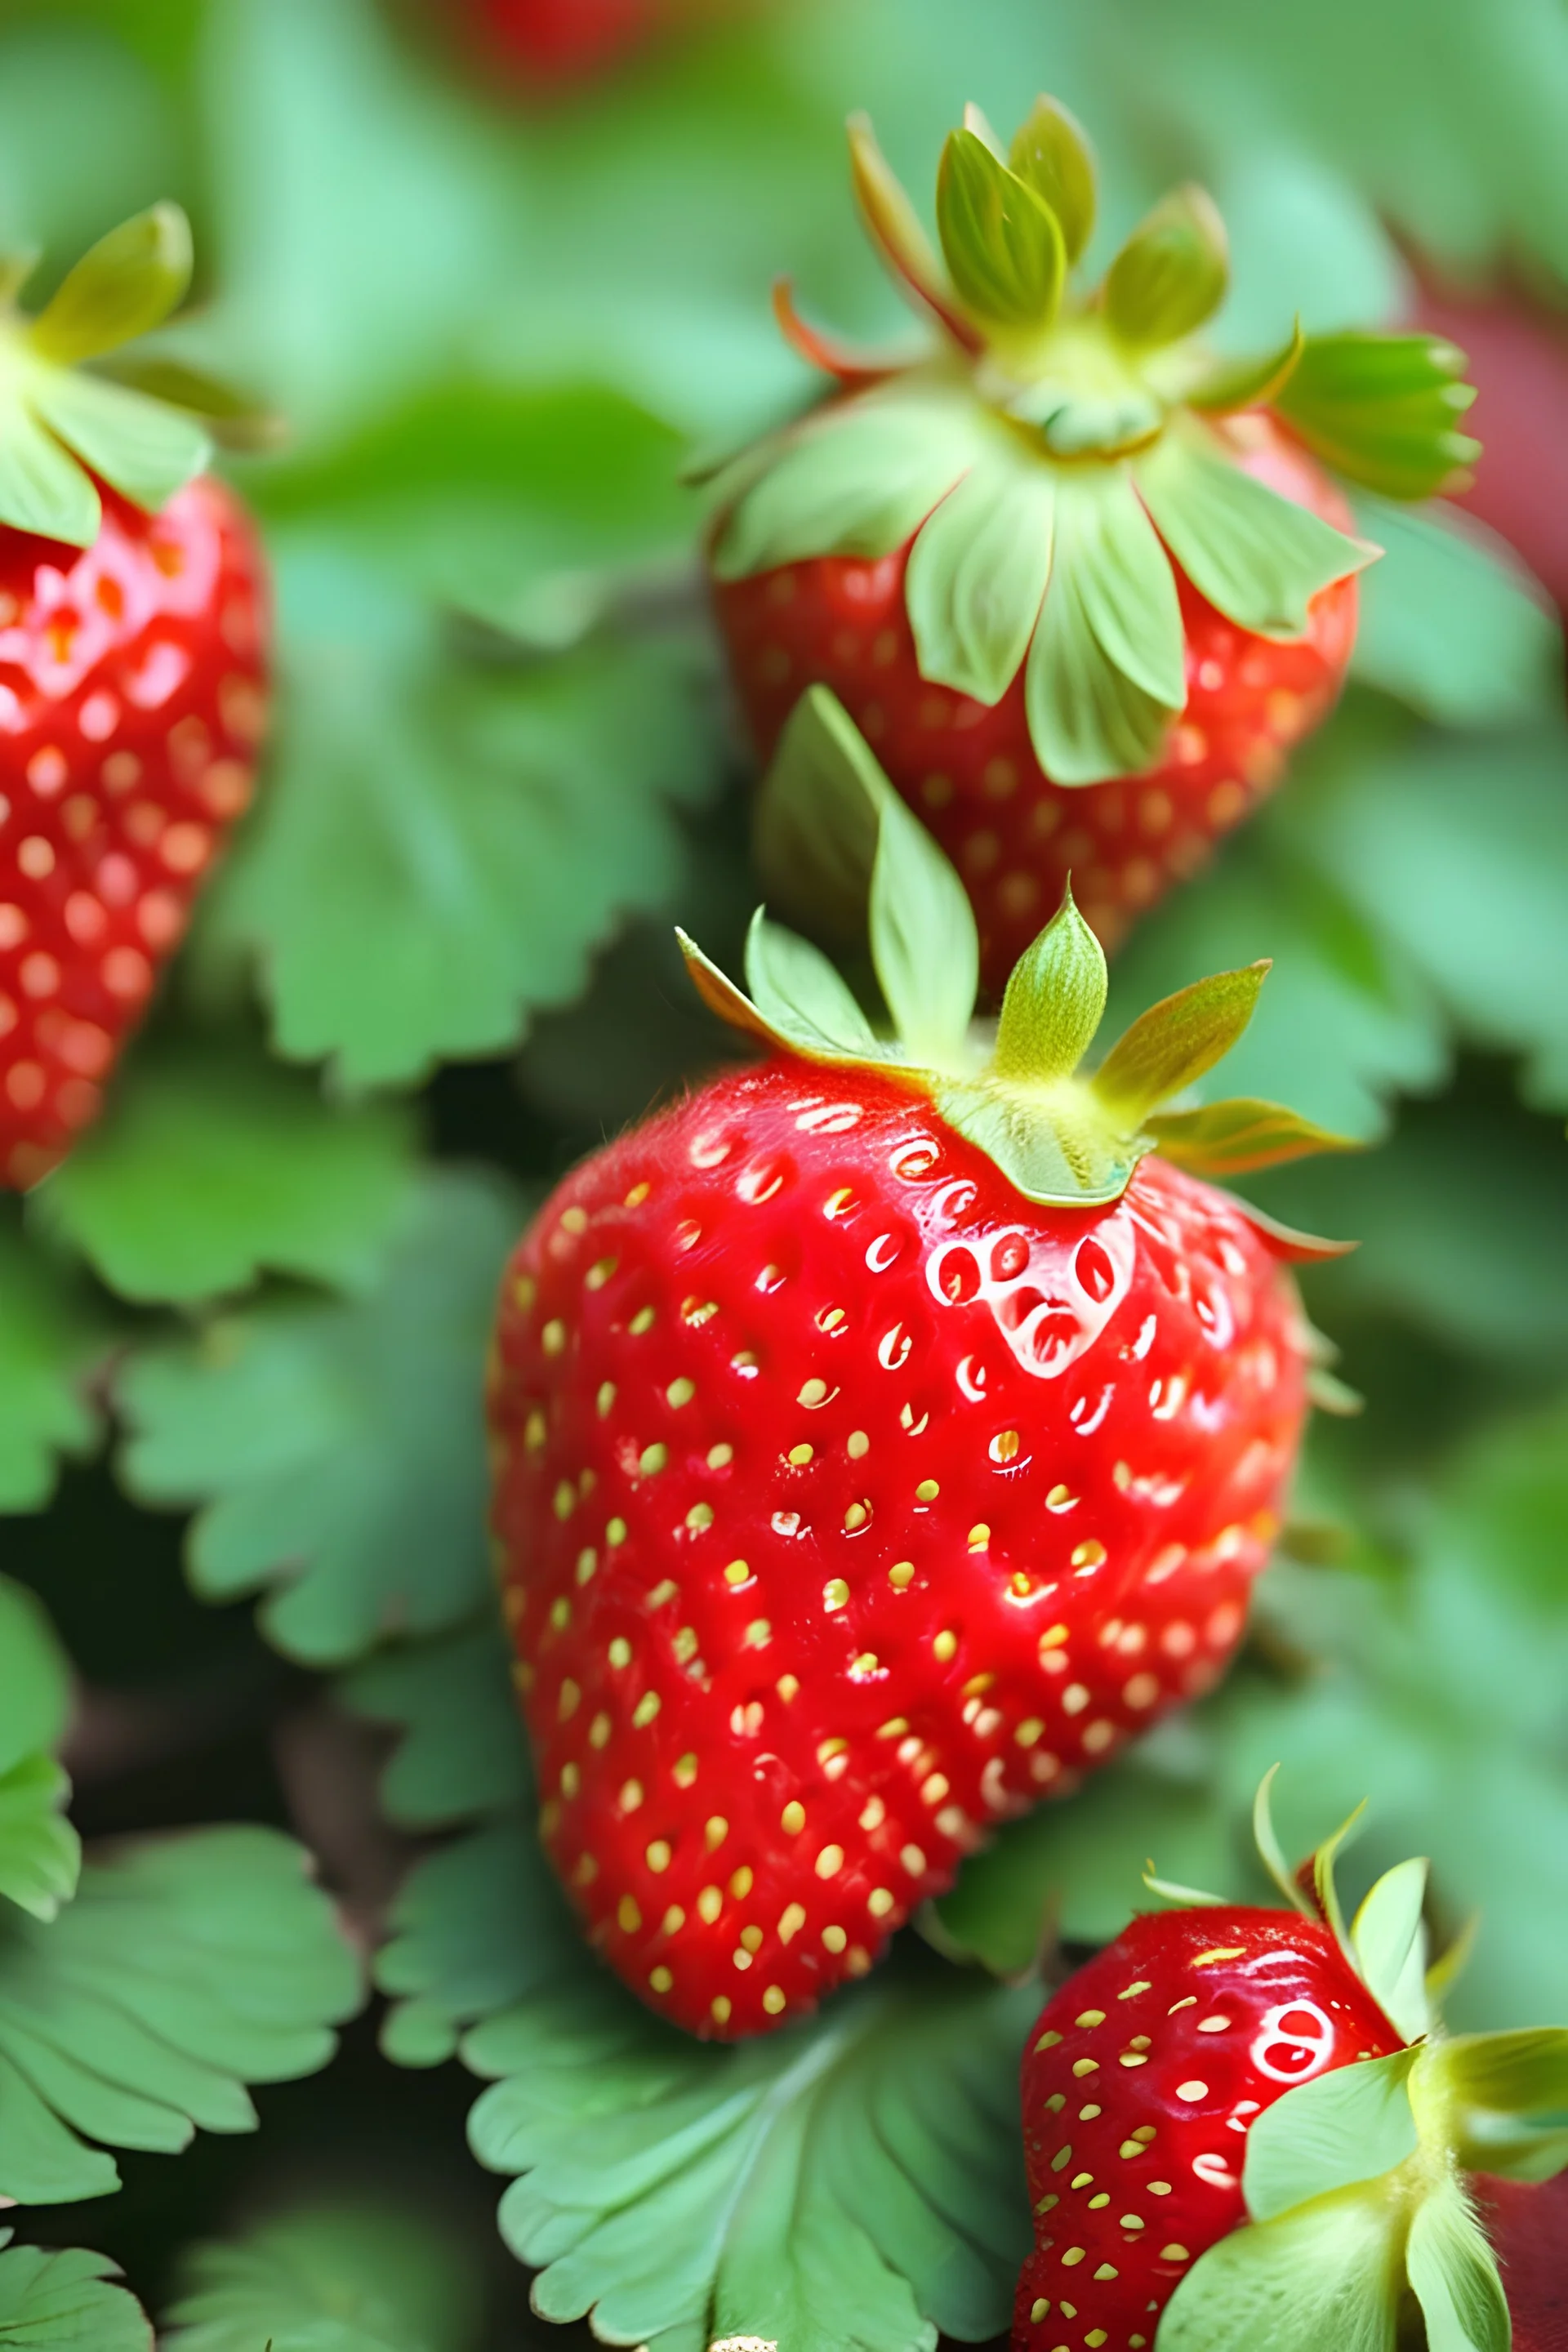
[1,0,1567,2347]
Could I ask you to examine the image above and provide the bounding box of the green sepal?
[1250,1762,1318,1914]
[0,399,102,544]
[1026,466,1185,785]
[1158,2185,1405,2352]
[1272,331,1481,501]
[1187,318,1305,413]
[1351,1857,1432,2042]
[866,777,979,1065]
[1310,1797,1369,1961]
[1137,417,1378,639]
[929,1070,1146,1209]
[906,444,1055,704]
[1009,96,1097,264]
[1093,962,1270,1123]
[1144,1097,1361,1177]
[744,911,881,1060]
[1104,184,1229,347]
[1241,2051,1419,2224]
[846,114,976,350]
[94,354,284,452]
[752,684,887,939]
[1424,2027,1568,2180]
[936,128,1066,335]
[991,884,1107,1084]
[28,203,192,366]
[703,696,1332,1210]
[28,366,211,512]
[711,381,982,580]
[1405,2178,1511,2352]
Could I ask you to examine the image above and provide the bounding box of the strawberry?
[1016,1780,1568,2352]
[708,99,1478,983]
[0,205,270,1192]
[488,692,1350,2040]
[466,0,660,88]
[1475,2174,1568,2351]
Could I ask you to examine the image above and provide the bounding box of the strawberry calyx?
[708,97,1480,786]
[679,685,1352,1212]
[1151,1772,1568,2351]
[0,203,269,550]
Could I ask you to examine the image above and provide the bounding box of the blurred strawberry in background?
[1417,275,1568,623]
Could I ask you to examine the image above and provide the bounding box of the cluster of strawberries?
[5,74,1562,2352]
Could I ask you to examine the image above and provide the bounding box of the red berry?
[715,416,1358,987]
[0,477,270,1189]
[1475,2174,1568,2352]
[1013,1905,1402,2351]
[488,1058,1310,2039]
[467,0,662,87]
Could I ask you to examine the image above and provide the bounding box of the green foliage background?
[1,0,1566,2344]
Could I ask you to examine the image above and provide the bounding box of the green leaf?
[1351,1858,1432,2042]
[712,386,983,581]
[1272,333,1481,501]
[935,128,1065,332]
[344,1622,529,1833]
[27,203,191,365]
[0,1581,78,1922]
[745,913,881,1059]
[162,2204,483,2352]
[0,1828,358,2203]
[467,1962,1036,2352]
[991,884,1107,1084]
[92,356,282,453]
[1008,96,1097,265]
[1242,2051,1419,2223]
[1158,2185,1404,2352]
[0,394,99,546]
[0,2234,150,2350]
[1348,494,1564,728]
[1137,420,1375,640]
[905,451,1056,706]
[1026,468,1185,785]
[1103,185,1229,345]
[0,1216,112,1514]
[1145,1097,1358,1177]
[1093,962,1269,1121]
[376,1818,566,2069]
[191,544,719,1089]
[0,1580,70,1775]
[31,1042,418,1306]
[1404,2179,1510,2352]
[751,684,889,941]
[867,791,980,1067]
[249,380,689,632]
[115,1172,521,1668]
[0,1759,79,1929]
[24,365,210,512]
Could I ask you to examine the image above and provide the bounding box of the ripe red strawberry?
[1475,2175,1568,2352]
[466,0,660,88]
[717,420,1358,981]
[708,99,1477,984]
[0,207,270,1191]
[1016,1787,1568,2352]
[488,693,1349,2039]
